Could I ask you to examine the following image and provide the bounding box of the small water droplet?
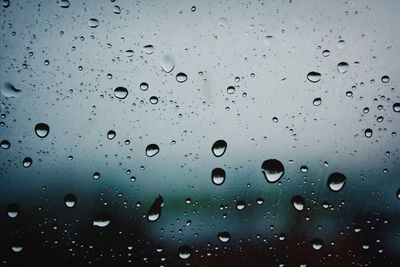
[7,203,19,218]
[114,87,128,99]
[176,72,188,83]
[88,18,99,28]
[337,39,345,49]
[327,172,346,192]
[211,140,227,157]
[211,168,225,185]
[59,0,70,8]
[236,200,246,210]
[191,6,196,12]
[364,128,373,138]
[307,72,321,83]
[313,98,322,106]
[146,144,159,157]
[107,130,116,140]
[34,123,50,138]
[160,54,175,73]
[149,96,159,104]
[64,194,76,208]
[140,82,149,91]
[178,245,192,259]
[337,62,349,74]
[322,50,330,57]
[218,231,230,242]
[227,86,235,94]
[22,157,32,168]
[93,172,101,180]
[396,188,400,200]
[93,212,111,227]
[393,103,400,112]
[147,195,164,222]
[261,159,284,183]
[311,238,324,250]
[291,195,305,211]
[113,5,121,14]
[381,75,390,83]
[125,50,134,57]
[1,140,10,149]
[143,45,154,54]
[300,165,308,173]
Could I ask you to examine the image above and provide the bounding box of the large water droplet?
[211,168,225,185]
[59,0,70,8]
[88,18,99,28]
[34,123,50,138]
[1,82,21,98]
[22,157,32,168]
[147,195,164,222]
[178,245,192,259]
[93,172,101,180]
[64,194,76,208]
[322,50,330,57]
[307,72,321,83]
[114,87,128,99]
[261,159,284,183]
[364,128,373,138]
[160,54,175,73]
[211,140,227,157]
[313,97,322,106]
[218,231,231,242]
[381,75,390,83]
[11,246,23,253]
[1,140,10,149]
[236,200,246,210]
[176,72,188,83]
[112,5,121,14]
[291,195,305,211]
[337,62,349,74]
[311,238,324,250]
[93,212,111,227]
[143,45,154,54]
[227,86,235,94]
[393,103,400,112]
[107,130,116,140]
[140,82,149,91]
[327,172,346,192]
[7,203,19,218]
[146,144,159,157]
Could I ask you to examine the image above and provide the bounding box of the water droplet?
[364,128,373,138]
[107,130,116,140]
[191,6,196,12]
[22,157,32,168]
[93,212,111,227]
[381,75,390,83]
[140,82,149,91]
[227,86,235,94]
[322,50,330,57]
[143,45,154,54]
[300,165,308,173]
[393,103,400,112]
[337,39,345,49]
[176,72,188,83]
[11,246,23,253]
[125,50,134,57]
[7,203,19,218]
[261,159,284,183]
[236,200,246,210]
[313,98,322,106]
[147,195,164,222]
[113,5,121,14]
[211,140,227,157]
[311,238,324,250]
[149,96,159,104]
[291,195,305,211]
[1,140,10,149]
[1,82,22,98]
[218,231,230,242]
[146,144,159,157]
[63,194,76,208]
[34,123,50,138]
[88,18,99,28]
[59,0,70,8]
[396,188,400,199]
[93,172,101,180]
[327,172,346,192]
[114,87,128,99]
[337,62,349,74]
[307,72,321,83]
[160,54,175,73]
[178,245,192,259]
[211,168,225,185]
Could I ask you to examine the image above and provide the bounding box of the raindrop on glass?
[393,103,400,112]
[1,140,10,149]
[381,75,390,83]
[107,130,116,140]
[327,172,346,192]
[211,140,227,157]
[88,18,99,28]
[22,157,32,168]
[313,98,322,106]
[34,123,50,138]
[114,87,128,99]
[93,212,111,227]
[146,144,159,157]
[227,86,235,94]
[178,245,192,259]
[140,82,149,91]
[291,195,305,211]
[59,0,70,8]
[160,54,175,73]
[211,168,225,185]
[64,194,76,208]
[364,128,373,138]
[261,159,285,183]
[176,72,188,83]
[337,62,349,74]
[7,203,19,218]
[307,72,321,83]
[147,195,164,222]
[311,238,324,250]
[218,231,231,242]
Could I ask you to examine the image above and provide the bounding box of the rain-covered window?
[1,0,400,266]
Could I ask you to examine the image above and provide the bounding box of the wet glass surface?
[1,0,400,266]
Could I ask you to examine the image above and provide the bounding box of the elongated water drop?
[291,195,305,211]
[93,212,111,227]
[147,195,164,222]
[146,144,159,157]
[161,54,175,73]
[211,168,225,185]
[261,159,284,183]
[327,172,346,192]
[88,18,99,28]
[211,140,227,157]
